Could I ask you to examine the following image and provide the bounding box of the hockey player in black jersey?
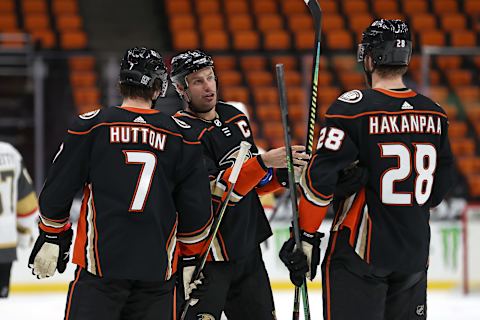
[28,47,213,320]
[280,20,455,320]
[170,50,310,319]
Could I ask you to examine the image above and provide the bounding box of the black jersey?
[299,88,454,273]
[38,106,213,281]
[174,102,284,261]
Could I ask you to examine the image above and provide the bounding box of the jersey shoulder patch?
[337,90,363,104]
[171,116,191,129]
[70,108,105,133]
[79,109,101,120]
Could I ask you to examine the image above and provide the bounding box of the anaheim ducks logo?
[196,314,215,320]
[338,90,363,104]
[79,109,100,119]
[171,116,191,129]
[218,144,253,168]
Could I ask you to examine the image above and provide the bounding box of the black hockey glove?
[180,257,209,307]
[279,230,323,287]
[334,162,368,200]
[28,223,73,279]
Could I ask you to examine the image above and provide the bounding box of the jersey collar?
[373,88,417,98]
[118,106,160,114]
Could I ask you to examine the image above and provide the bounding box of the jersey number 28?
[379,143,437,205]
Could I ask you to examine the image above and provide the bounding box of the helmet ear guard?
[357,40,412,66]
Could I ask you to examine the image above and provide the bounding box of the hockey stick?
[180,141,252,320]
[304,0,322,156]
[276,64,311,320]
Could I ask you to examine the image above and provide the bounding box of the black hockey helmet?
[357,19,412,66]
[170,50,214,88]
[120,47,168,97]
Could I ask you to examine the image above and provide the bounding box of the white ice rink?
[1,290,480,319]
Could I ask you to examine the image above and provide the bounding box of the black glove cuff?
[300,230,324,246]
[276,168,289,187]
[179,255,199,268]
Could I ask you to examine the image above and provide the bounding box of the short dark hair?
[375,65,408,78]
[119,78,161,101]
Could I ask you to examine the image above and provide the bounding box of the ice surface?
[1,290,479,319]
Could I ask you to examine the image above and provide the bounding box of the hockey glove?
[181,257,209,307]
[279,230,323,287]
[28,223,73,279]
[334,162,368,200]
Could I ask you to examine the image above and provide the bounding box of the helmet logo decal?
[140,75,151,85]
[371,19,409,34]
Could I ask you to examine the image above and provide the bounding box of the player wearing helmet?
[28,47,213,320]
[170,50,310,320]
[279,20,454,319]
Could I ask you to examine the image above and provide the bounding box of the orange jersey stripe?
[216,231,229,261]
[225,113,244,124]
[373,88,417,98]
[306,155,334,200]
[340,189,366,247]
[72,187,89,269]
[40,215,69,223]
[325,109,447,120]
[298,195,329,233]
[91,194,103,277]
[39,222,71,233]
[173,286,177,320]
[68,122,184,138]
[256,178,282,195]
[366,215,372,264]
[221,156,267,198]
[65,267,81,320]
[119,106,160,114]
[177,213,213,237]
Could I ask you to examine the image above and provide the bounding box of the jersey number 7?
[379,143,437,206]
[123,150,157,212]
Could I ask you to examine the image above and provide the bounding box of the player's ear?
[364,56,374,73]
[173,82,191,103]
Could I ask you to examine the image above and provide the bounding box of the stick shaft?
[305,0,323,156]
[276,64,311,320]
[180,141,251,320]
